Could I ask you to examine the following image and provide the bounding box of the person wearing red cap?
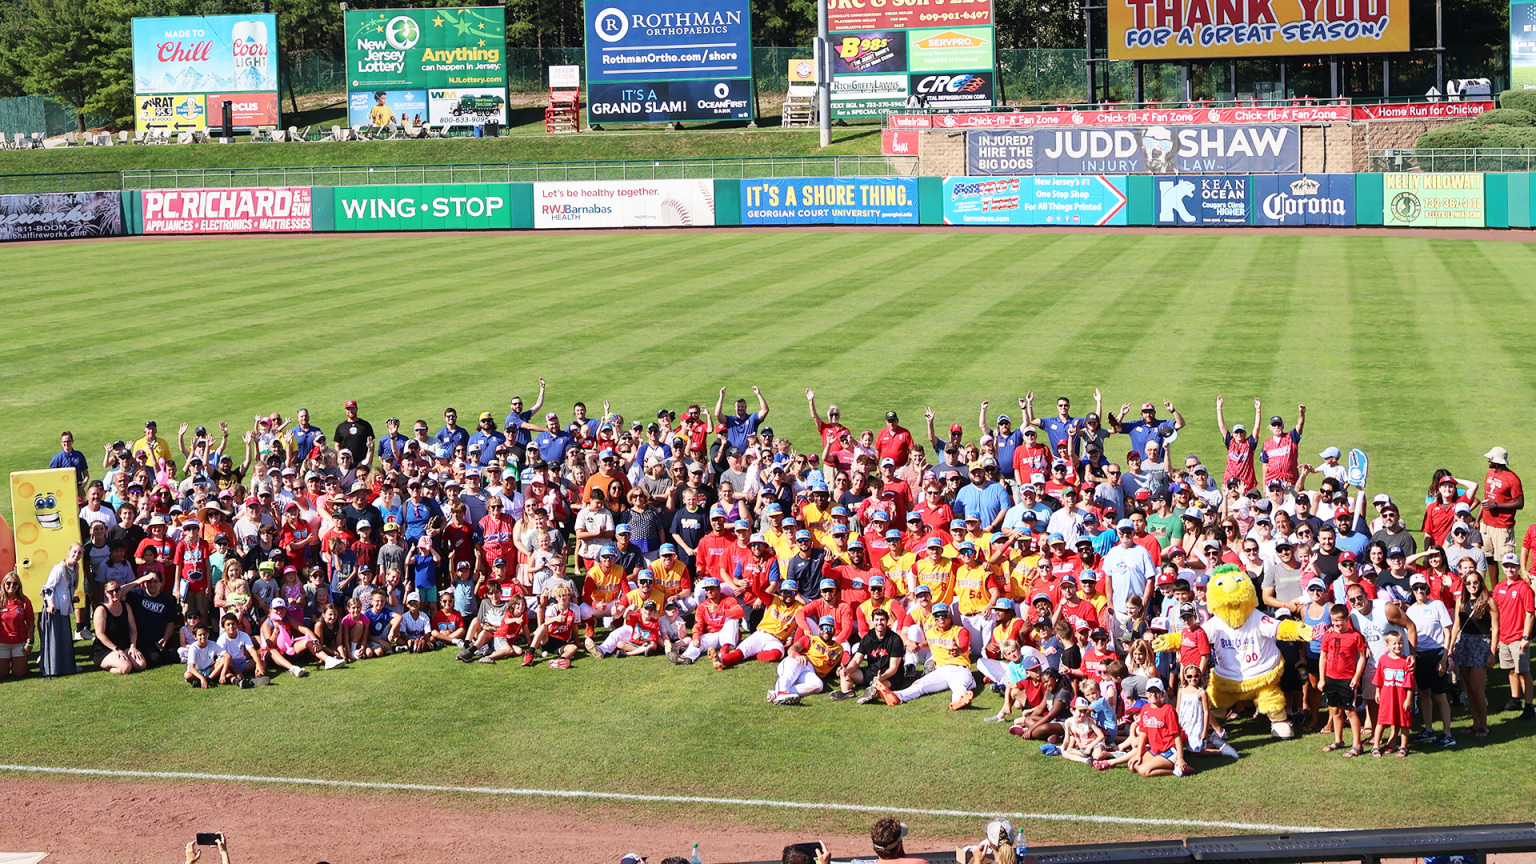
[333,400,374,466]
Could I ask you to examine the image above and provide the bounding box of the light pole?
[818,0,831,148]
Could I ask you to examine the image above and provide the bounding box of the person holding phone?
[185,834,229,864]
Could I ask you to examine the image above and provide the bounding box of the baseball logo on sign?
[594,8,628,42]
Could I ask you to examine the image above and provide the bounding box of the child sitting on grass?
[1177,665,1239,759]
[983,640,1032,724]
[184,624,229,689]
[1053,696,1110,765]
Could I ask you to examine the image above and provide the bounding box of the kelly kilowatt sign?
[1382,172,1484,228]
[1107,0,1409,59]
[1251,174,1355,226]
[966,125,1299,175]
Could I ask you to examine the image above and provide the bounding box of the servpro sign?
[333,183,512,230]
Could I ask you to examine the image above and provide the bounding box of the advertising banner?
[135,94,207,131]
[1156,176,1250,225]
[534,180,716,228]
[132,14,278,128]
[584,0,753,123]
[891,104,1351,128]
[142,188,313,234]
[882,128,920,155]
[740,178,918,225]
[345,7,506,127]
[0,192,124,241]
[588,80,753,123]
[967,126,1300,175]
[832,32,909,75]
[1106,0,1409,60]
[205,93,281,127]
[1252,174,1356,226]
[829,0,992,32]
[1350,100,1494,119]
[907,28,994,71]
[335,184,512,231]
[942,175,1128,226]
[348,90,429,127]
[832,74,910,116]
[907,71,993,109]
[788,59,816,83]
[1516,0,1536,91]
[1383,173,1485,227]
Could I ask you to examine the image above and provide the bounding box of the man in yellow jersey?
[610,570,666,624]
[133,420,173,465]
[902,583,937,674]
[720,580,803,667]
[952,541,1003,654]
[876,603,976,709]
[650,544,694,610]
[880,529,916,597]
[856,575,909,637]
[912,537,956,604]
[579,545,627,634]
[768,615,843,705]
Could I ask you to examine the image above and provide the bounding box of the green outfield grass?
[2,230,1536,843]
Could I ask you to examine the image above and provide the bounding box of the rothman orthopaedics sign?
[1106,0,1409,59]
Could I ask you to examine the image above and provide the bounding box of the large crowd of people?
[7,384,1534,769]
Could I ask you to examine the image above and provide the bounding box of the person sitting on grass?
[215,612,266,686]
[593,599,666,659]
[873,602,975,709]
[831,605,905,702]
[92,579,146,675]
[528,583,579,668]
[340,597,369,661]
[183,623,229,689]
[259,597,313,677]
[361,588,397,657]
[982,640,1034,723]
[1176,665,1239,759]
[1053,696,1110,765]
[478,594,530,665]
[429,593,466,650]
[768,615,843,705]
[310,603,349,669]
[397,592,433,653]
[1009,666,1070,740]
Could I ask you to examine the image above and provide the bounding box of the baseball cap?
[1079,570,1098,583]
[925,537,943,548]
[818,615,835,629]
[1157,571,1176,585]
[886,411,899,422]
[1183,506,1204,521]
[1372,494,1392,505]
[913,583,932,595]
[949,423,963,434]
[637,570,654,582]
[992,598,1015,612]
[658,543,677,556]
[1232,424,1246,433]
[1032,592,1053,605]
[869,575,885,586]
[795,529,812,541]
[1270,415,1285,426]
[1145,677,1166,692]
[781,580,800,593]
[1338,551,1357,563]
[819,578,837,591]
[931,602,951,615]
[599,545,617,559]
[1071,617,1090,632]
[1387,546,1405,558]
[699,577,720,588]
[832,524,850,535]
[958,541,976,553]
[1194,572,1210,587]
[733,519,751,530]
[1140,402,1155,411]
[1320,446,1342,459]
[1116,518,1134,531]
[615,524,631,534]
[343,400,357,409]
[884,528,902,539]
[749,533,767,545]
[405,591,421,604]
[1072,696,1092,710]
[1409,574,1429,587]
[270,596,288,608]
[880,457,896,468]
[870,510,890,522]
[1306,577,1327,591]
[1178,602,1198,617]
[1502,552,1521,566]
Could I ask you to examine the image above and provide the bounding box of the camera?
[195,833,223,846]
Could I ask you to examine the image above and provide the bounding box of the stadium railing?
[1369,148,1536,173]
[0,170,121,195]
[724,822,1536,864]
[116,157,918,190]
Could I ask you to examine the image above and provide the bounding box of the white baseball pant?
[894,664,974,703]
[735,629,785,660]
[681,619,740,662]
[774,654,825,696]
[960,612,993,658]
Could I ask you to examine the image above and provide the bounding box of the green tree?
[0,0,137,130]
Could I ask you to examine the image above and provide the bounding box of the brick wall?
[918,130,968,177]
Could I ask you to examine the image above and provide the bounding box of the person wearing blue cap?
[796,578,854,648]
[874,601,977,709]
[722,579,803,669]
[784,528,828,603]
[953,542,1002,657]
[768,614,842,705]
[978,400,1024,481]
[579,545,628,640]
[687,503,735,589]
[673,576,746,666]
[725,532,779,627]
[648,544,694,613]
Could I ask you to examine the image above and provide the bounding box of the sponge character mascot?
[1154,563,1313,738]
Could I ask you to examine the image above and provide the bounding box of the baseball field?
[3,229,1535,861]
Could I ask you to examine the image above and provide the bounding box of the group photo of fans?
[11,382,1533,775]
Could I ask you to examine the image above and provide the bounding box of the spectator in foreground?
[869,816,928,863]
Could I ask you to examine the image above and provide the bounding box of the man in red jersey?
[876,411,915,469]
[673,578,744,666]
[1215,395,1259,493]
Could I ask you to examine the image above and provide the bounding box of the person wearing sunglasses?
[0,573,35,679]
[1406,574,1456,747]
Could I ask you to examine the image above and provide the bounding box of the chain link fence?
[0,95,114,137]
[1368,149,1536,173]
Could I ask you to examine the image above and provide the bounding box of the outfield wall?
[14,174,1536,240]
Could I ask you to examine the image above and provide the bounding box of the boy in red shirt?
[1370,631,1415,757]
[1318,603,1368,756]
[1176,603,1210,680]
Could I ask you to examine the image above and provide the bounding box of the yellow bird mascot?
[1153,564,1313,739]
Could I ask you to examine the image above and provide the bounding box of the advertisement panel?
[0,192,124,241]
[1383,173,1485,227]
[967,126,1300,175]
[132,14,278,128]
[135,94,206,131]
[740,178,918,225]
[335,184,512,231]
[1252,174,1355,226]
[1351,101,1493,119]
[832,32,909,75]
[892,102,1491,127]
[1156,176,1250,225]
[882,128,920,155]
[534,180,716,228]
[345,7,506,127]
[907,28,994,71]
[942,176,1128,225]
[588,80,753,123]
[205,92,281,127]
[584,0,753,123]
[907,71,993,109]
[832,74,909,117]
[1106,0,1409,60]
[1515,0,1536,90]
[829,0,992,31]
[348,90,429,127]
[142,188,313,234]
